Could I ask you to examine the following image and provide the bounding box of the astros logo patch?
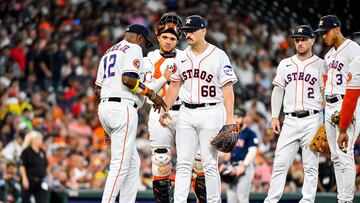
[133,59,140,69]
[223,65,233,76]
[346,72,353,84]
[171,63,177,74]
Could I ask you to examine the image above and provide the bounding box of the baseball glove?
[210,124,240,153]
[309,124,330,154]
[219,162,238,184]
[331,111,340,126]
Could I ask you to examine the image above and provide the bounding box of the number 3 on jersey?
[103,54,117,78]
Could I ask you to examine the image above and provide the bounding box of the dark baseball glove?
[309,124,330,154]
[210,124,240,153]
[219,162,238,184]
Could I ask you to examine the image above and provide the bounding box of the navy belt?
[170,104,181,111]
[325,95,344,104]
[104,97,138,108]
[286,110,319,118]
[183,102,217,109]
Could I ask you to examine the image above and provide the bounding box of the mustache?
[186,37,193,40]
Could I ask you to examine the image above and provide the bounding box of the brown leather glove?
[309,124,330,154]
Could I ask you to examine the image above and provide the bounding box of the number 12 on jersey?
[103,54,117,78]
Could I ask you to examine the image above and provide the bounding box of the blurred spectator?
[19,131,49,203]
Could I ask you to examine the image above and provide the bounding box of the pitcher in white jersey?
[315,15,360,203]
[264,25,324,203]
[143,13,207,203]
[159,15,237,203]
[95,24,166,203]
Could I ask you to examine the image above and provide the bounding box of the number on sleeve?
[103,54,117,78]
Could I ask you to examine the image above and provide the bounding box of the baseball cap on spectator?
[315,15,341,32]
[180,15,207,31]
[290,25,315,38]
[126,24,153,48]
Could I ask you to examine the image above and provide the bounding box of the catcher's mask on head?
[155,13,183,40]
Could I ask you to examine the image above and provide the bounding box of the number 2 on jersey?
[103,54,117,78]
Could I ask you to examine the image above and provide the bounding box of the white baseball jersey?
[323,39,360,95]
[144,49,181,105]
[171,43,237,103]
[347,54,360,89]
[95,40,145,106]
[273,55,325,113]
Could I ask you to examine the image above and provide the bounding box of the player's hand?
[271,118,281,134]
[159,111,171,128]
[231,163,246,176]
[163,65,172,82]
[147,89,167,113]
[337,131,348,153]
[225,116,236,125]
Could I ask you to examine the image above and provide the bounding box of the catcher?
[218,109,258,203]
[264,25,324,203]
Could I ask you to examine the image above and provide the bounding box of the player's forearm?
[339,89,360,131]
[146,76,167,92]
[164,81,182,111]
[271,86,284,118]
[19,166,28,181]
[243,146,257,167]
[221,82,235,124]
[122,75,157,98]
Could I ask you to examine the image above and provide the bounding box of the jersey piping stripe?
[170,77,182,81]
[220,77,236,87]
[95,81,102,86]
[107,106,129,203]
[198,46,216,104]
[272,81,285,89]
[186,51,194,103]
[122,69,140,74]
[290,57,299,111]
[301,57,320,110]
[330,40,351,95]
[346,86,360,89]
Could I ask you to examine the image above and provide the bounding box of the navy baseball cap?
[315,15,341,32]
[180,15,207,30]
[290,25,315,38]
[126,24,153,47]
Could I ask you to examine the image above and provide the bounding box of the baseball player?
[95,24,166,203]
[219,109,258,203]
[159,15,238,203]
[143,13,207,203]
[315,15,360,203]
[264,25,324,203]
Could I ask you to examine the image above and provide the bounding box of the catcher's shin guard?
[153,178,172,203]
[194,173,207,203]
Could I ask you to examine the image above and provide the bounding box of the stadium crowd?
[0,0,360,202]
